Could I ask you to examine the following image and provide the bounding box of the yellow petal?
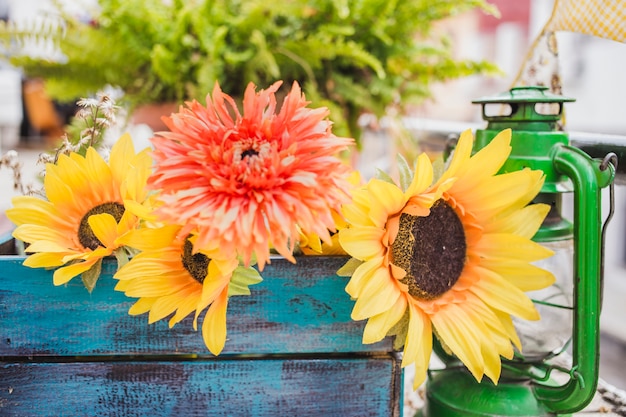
[494,309,522,351]
[201,289,229,355]
[464,295,514,360]
[481,334,502,384]
[453,128,511,190]
[345,257,385,297]
[472,233,554,263]
[84,147,114,197]
[13,224,73,247]
[341,188,376,227]
[117,225,181,252]
[109,133,136,186]
[65,151,109,204]
[169,289,201,327]
[363,296,407,344]
[44,165,81,209]
[121,150,153,202]
[115,209,136,238]
[298,229,323,253]
[485,203,550,238]
[21,252,65,268]
[338,226,386,261]
[405,153,433,198]
[434,129,473,185]
[470,266,540,321]
[123,199,158,222]
[127,297,157,315]
[53,259,97,285]
[115,259,180,282]
[196,263,230,322]
[56,156,91,198]
[119,276,193,298]
[88,213,119,249]
[491,170,546,221]
[463,307,509,382]
[148,293,186,324]
[209,257,239,277]
[23,240,76,254]
[461,170,544,219]
[6,196,67,227]
[402,303,432,389]
[62,246,110,263]
[367,179,406,228]
[351,269,401,321]
[431,303,485,382]
[481,259,555,292]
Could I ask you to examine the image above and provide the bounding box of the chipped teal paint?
[0,255,402,416]
[1,360,398,416]
[0,256,391,355]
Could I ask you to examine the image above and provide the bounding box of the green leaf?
[431,156,446,183]
[114,248,130,269]
[396,153,413,192]
[227,266,263,297]
[387,309,410,350]
[81,258,103,294]
[336,257,364,277]
[374,168,396,185]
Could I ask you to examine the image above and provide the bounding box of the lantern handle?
[600,152,617,305]
[533,144,616,413]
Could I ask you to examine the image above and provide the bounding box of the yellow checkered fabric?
[547,0,626,42]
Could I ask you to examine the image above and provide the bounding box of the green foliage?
[81,258,101,293]
[2,0,500,140]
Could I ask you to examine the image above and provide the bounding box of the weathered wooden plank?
[0,256,390,356]
[1,254,402,415]
[0,357,401,417]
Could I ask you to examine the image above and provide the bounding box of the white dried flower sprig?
[47,92,119,164]
[1,150,24,192]
[75,93,117,142]
[0,150,40,196]
[1,91,119,198]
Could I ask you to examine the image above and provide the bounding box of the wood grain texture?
[0,255,402,416]
[0,255,391,356]
[0,358,401,417]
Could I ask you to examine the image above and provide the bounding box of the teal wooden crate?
[0,255,403,416]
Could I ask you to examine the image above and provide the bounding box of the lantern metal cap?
[471,86,576,104]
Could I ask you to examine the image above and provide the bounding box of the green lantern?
[418,86,617,416]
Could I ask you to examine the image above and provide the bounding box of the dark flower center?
[181,238,210,284]
[78,202,125,250]
[391,199,466,300]
[241,148,259,160]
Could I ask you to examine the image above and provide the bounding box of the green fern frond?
[0,16,65,52]
[3,0,501,144]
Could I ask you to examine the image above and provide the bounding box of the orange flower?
[149,81,354,269]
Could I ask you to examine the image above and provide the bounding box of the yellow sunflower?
[6,134,152,290]
[338,128,555,388]
[114,224,262,355]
